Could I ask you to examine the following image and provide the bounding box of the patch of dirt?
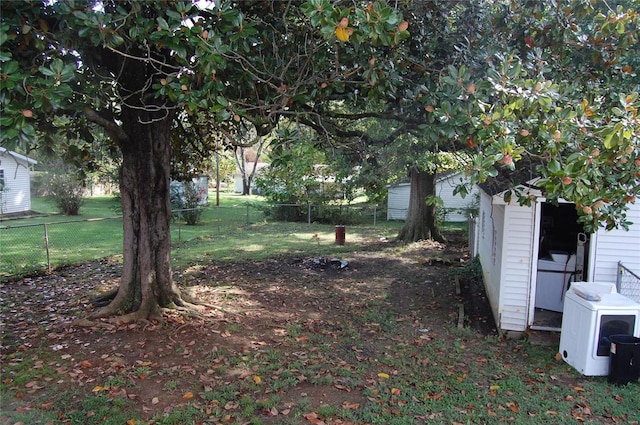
[0,231,499,424]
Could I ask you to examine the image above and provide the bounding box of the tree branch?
[83,107,130,146]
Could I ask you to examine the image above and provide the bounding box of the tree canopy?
[0,0,410,321]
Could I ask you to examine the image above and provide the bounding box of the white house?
[234,161,268,194]
[0,148,37,216]
[474,177,640,333]
[387,171,478,222]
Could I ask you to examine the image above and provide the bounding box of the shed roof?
[477,157,540,196]
[0,147,38,166]
[387,170,468,188]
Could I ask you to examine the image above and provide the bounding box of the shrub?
[46,174,85,215]
[170,181,203,225]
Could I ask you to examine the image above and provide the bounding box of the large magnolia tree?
[463,0,640,232]
[0,0,409,322]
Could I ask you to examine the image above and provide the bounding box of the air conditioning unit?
[559,282,640,376]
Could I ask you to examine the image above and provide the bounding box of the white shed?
[0,148,37,216]
[386,171,478,222]
[474,178,640,333]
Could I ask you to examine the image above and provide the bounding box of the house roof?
[387,170,468,188]
[0,147,38,166]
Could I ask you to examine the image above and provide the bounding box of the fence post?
[373,205,377,226]
[617,261,623,293]
[177,210,182,242]
[308,203,311,225]
[43,223,51,273]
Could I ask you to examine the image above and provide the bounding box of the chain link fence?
[1,217,124,279]
[617,262,640,303]
[1,203,379,280]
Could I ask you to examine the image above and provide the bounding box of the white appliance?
[559,282,640,376]
[535,252,576,312]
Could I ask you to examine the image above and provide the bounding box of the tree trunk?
[397,167,446,243]
[89,106,186,322]
[242,177,252,195]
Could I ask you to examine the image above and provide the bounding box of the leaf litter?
[1,233,638,424]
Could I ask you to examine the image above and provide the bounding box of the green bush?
[170,181,203,225]
[46,174,85,216]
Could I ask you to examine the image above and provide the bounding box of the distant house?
[387,171,478,222]
[170,175,210,206]
[0,148,37,216]
[234,162,268,194]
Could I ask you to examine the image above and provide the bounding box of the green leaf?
[157,17,169,31]
[215,96,228,107]
[166,10,183,22]
[548,159,561,173]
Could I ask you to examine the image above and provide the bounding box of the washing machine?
[535,253,576,313]
[559,282,640,376]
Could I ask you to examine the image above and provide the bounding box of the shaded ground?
[1,232,638,424]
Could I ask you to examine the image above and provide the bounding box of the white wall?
[477,190,503,329]
[387,173,476,222]
[436,173,478,222]
[387,183,410,220]
[590,202,640,281]
[0,151,34,215]
[498,204,537,331]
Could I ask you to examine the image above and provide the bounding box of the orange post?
[335,225,346,245]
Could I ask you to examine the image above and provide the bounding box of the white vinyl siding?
[387,172,476,222]
[498,205,536,331]
[590,205,640,281]
[436,174,478,222]
[0,150,36,215]
[387,183,410,220]
[477,191,502,329]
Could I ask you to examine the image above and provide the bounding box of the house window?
[0,169,5,192]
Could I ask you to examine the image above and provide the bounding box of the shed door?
[531,202,590,330]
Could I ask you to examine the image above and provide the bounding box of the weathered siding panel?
[498,205,536,331]
[477,191,504,329]
[591,203,640,281]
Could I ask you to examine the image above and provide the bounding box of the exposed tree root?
[85,285,243,324]
[90,287,119,307]
[70,318,117,330]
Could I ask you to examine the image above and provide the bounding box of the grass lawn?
[0,192,425,279]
